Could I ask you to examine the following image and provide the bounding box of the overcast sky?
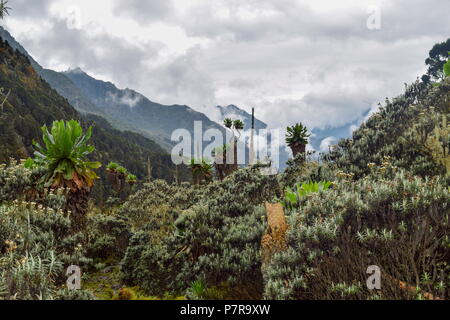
[3,0,450,135]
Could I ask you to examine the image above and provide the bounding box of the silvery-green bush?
[121,168,280,298]
[264,169,449,300]
[325,78,449,179]
[0,200,94,300]
[117,180,203,232]
[85,214,130,261]
[0,160,32,202]
[0,162,93,300]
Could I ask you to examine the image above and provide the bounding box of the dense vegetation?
[120,168,280,299]
[0,160,94,299]
[0,28,448,300]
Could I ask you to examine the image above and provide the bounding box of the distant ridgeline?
[325,78,450,179]
[0,27,227,153]
[0,27,293,170]
[0,37,190,202]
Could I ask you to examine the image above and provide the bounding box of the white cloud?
[106,90,142,108]
[2,0,448,134]
[320,136,338,151]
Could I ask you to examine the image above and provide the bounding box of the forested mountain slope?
[0,37,189,200]
[64,68,227,151]
[0,27,228,153]
[0,26,106,117]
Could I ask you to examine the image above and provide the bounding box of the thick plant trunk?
[261,203,288,269]
[232,140,238,172]
[215,163,225,181]
[192,165,202,185]
[290,143,306,158]
[214,143,238,181]
[215,148,226,181]
[66,187,90,234]
[147,156,152,183]
[225,138,238,174]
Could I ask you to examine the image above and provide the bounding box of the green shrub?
[0,200,93,299]
[264,170,450,300]
[86,214,130,261]
[118,180,202,231]
[283,181,332,210]
[325,78,449,179]
[121,168,281,299]
[0,162,93,300]
[54,289,96,300]
[120,230,186,296]
[0,160,32,202]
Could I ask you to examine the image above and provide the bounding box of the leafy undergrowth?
[83,264,186,300]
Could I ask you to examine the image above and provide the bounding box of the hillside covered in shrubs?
[0,22,449,301]
[117,74,449,299]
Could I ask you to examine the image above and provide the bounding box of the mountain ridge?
[0,35,189,201]
[215,104,268,131]
[0,26,107,117]
[0,26,360,170]
[63,67,227,152]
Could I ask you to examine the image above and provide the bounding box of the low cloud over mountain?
[4,0,449,140]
